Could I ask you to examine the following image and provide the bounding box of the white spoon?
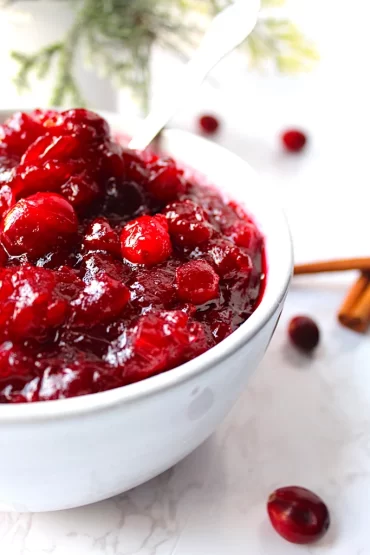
[129,0,261,151]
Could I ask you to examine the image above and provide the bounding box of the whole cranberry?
[208,238,252,279]
[281,129,307,152]
[0,112,43,156]
[1,192,78,258]
[288,316,320,353]
[60,170,101,208]
[10,160,76,199]
[47,109,110,142]
[198,114,220,135]
[71,273,130,327]
[121,214,172,265]
[176,260,220,304]
[0,265,77,341]
[31,108,59,126]
[121,149,149,184]
[267,486,330,544]
[112,310,191,379]
[164,199,213,247]
[100,140,125,180]
[36,362,95,401]
[21,134,82,165]
[81,251,131,284]
[147,158,186,202]
[223,220,262,252]
[83,217,121,257]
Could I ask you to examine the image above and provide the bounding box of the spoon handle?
[129,0,260,151]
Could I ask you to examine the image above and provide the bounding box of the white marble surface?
[1,0,370,553]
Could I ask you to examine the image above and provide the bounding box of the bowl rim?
[0,109,293,423]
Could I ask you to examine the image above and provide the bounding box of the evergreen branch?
[7,0,319,110]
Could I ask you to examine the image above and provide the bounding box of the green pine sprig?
[7,0,318,111]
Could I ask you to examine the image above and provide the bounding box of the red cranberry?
[176,260,220,304]
[208,239,253,279]
[60,170,101,208]
[129,311,208,376]
[100,140,125,180]
[128,265,177,311]
[45,109,110,142]
[81,251,131,284]
[110,310,200,381]
[84,218,121,257]
[0,184,15,218]
[36,362,95,401]
[0,112,43,156]
[0,265,79,340]
[71,274,130,327]
[227,200,251,221]
[1,192,78,258]
[223,220,262,252]
[147,158,186,202]
[164,199,213,247]
[71,273,130,327]
[10,160,76,199]
[121,149,149,184]
[288,316,320,353]
[21,134,82,165]
[31,108,59,126]
[267,486,330,544]
[133,310,189,361]
[198,114,220,135]
[208,308,233,342]
[281,129,307,152]
[9,159,100,207]
[121,214,172,265]
[33,353,107,401]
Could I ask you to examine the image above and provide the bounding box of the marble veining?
[1,281,370,554]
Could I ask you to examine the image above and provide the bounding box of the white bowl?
[0,110,293,512]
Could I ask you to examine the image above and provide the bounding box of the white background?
[1,0,370,553]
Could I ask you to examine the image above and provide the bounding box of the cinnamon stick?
[294,257,370,275]
[338,273,370,333]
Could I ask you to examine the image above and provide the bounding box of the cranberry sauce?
[0,109,265,403]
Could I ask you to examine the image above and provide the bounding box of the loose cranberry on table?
[281,129,307,152]
[267,486,330,544]
[0,108,265,403]
[288,315,320,353]
[198,114,220,135]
